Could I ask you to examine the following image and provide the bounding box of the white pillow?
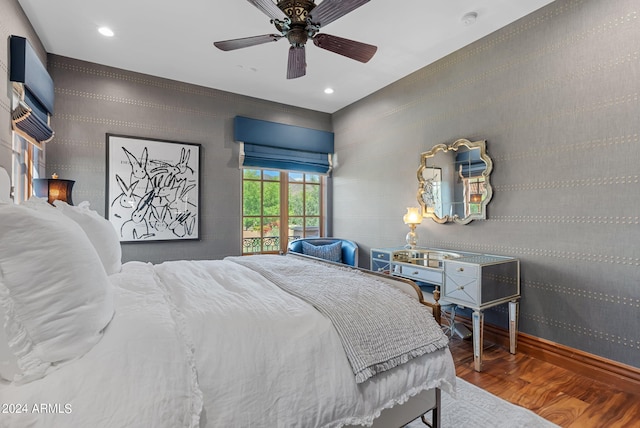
[54,200,122,275]
[0,201,115,383]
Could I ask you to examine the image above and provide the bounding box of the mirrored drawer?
[371,259,390,273]
[399,264,442,285]
[443,274,479,305]
[445,262,478,278]
[372,250,390,261]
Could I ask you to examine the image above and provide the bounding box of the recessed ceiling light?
[324,88,334,94]
[98,27,114,37]
[461,12,478,26]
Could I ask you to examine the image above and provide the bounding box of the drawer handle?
[457,267,464,272]
[378,254,384,258]
[458,286,465,290]
[412,271,419,275]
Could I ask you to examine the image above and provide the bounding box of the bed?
[0,183,455,427]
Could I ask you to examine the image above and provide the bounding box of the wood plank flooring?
[448,336,640,427]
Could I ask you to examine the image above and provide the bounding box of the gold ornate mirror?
[417,139,493,224]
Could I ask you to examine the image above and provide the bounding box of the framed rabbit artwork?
[106,134,201,242]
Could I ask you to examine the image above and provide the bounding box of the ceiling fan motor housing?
[275,0,318,46]
[277,0,316,24]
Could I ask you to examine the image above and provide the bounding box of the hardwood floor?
[448,336,640,427]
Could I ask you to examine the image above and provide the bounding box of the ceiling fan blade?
[246,0,288,21]
[214,34,283,51]
[308,0,370,28]
[313,33,377,63]
[287,46,306,79]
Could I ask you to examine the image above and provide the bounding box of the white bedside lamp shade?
[403,207,422,248]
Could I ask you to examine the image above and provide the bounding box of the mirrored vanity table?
[372,137,520,370]
[371,246,520,372]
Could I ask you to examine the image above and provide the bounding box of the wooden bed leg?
[432,286,442,325]
[419,388,441,428]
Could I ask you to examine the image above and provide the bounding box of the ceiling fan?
[214,0,377,79]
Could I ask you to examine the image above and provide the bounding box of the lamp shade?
[403,207,422,225]
[33,178,74,205]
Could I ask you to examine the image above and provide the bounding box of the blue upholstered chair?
[287,238,359,267]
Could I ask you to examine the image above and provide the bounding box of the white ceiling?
[17,0,555,114]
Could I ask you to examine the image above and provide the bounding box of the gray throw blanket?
[227,254,449,383]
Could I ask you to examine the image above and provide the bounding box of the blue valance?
[234,116,334,174]
[10,36,54,115]
[456,149,486,178]
[10,35,55,145]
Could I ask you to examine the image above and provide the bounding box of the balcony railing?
[242,236,301,254]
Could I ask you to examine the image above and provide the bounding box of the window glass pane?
[242,218,262,254]
[243,169,261,179]
[263,170,280,181]
[262,217,280,252]
[243,180,261,216]
[288,217,303,240]
[289,172,303,182]
[306,174,320,183]
[263,181,280,216]
[242,238,261,254]
[288,182,303,216]
[305,217,320,238]
[263,217,280,237]
[243,217,261,234]
[305,184,320,216]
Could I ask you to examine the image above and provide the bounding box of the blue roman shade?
[10,36,55,145]
[234,116,334,174]
[456,149,486,178]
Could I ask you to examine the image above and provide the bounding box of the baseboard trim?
[457,318,640,393]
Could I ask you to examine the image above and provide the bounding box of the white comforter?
[0,261,201,428]
[0,259,456,428]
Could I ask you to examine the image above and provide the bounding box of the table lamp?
[403,207,422,249]
[33,173,75,205]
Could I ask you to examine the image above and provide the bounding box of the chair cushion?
[301,241,343,263]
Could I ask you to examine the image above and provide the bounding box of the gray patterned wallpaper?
[44,55,331,263]
[332,0,639,368]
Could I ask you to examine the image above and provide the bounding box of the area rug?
[405,377,559,428]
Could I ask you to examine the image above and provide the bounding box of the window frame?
[242,169,325,255]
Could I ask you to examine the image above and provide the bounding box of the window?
[12,134,43,203]
[11,83,44,203]
[242,169,324,254]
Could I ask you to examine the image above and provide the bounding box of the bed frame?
[287,252,443,427]
[343,388,440,428]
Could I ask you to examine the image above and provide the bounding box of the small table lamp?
[403,207,422,249]
[33,173,75,205]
